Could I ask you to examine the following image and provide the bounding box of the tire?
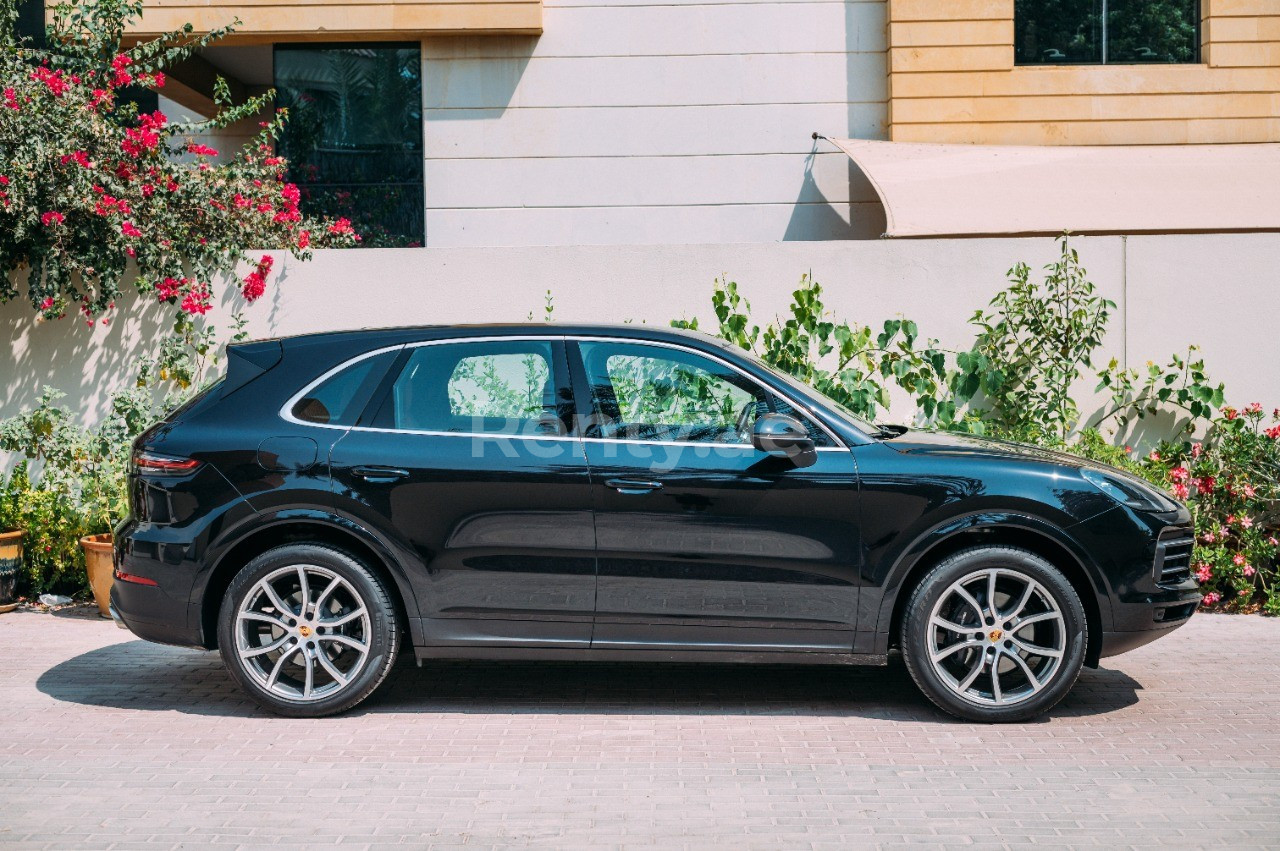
[217,544,400,717]
[901,546,1087,723]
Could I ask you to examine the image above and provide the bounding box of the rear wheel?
[217,544,399,717]
[901,546,1087,722]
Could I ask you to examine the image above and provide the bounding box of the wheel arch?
[882,515,1108,667]
[199,511,417,650]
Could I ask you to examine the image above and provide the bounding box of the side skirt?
[413,645,888,666]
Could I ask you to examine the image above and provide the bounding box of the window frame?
[272,41,426,247]
[281,334,848,450]
[1013,0,1202,67]
[566,338,846,450]
[372,338,568,435]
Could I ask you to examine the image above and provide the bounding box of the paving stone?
[0,610,1278,847]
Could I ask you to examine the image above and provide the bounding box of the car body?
[111,324,1202,720]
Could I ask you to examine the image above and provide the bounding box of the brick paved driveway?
[1,610,1278,849]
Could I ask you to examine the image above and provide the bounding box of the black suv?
[112,325,1201,721]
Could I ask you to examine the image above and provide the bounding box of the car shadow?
[37,640,1143,722]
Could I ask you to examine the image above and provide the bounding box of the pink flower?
[1245,402,1263,415]
[30,67,69,97]
[1148,450,1161,462]
[180,282,212,315]
[41,211,64,227]
[1223,406,1239,421]
[1168,466,1189,483]
[1195,563,1212,583]
[1202,592,1221,606]
[186,143,219,157]
[60,150,91,168]
[1233,553,1246,566]
[39,297,54,311]
[297,230,310,250]
[1191,442,1203,458]
[121,221,142,238]
[1241,516,1254,529]
[3,87,18,110]
[1243,564,1256,577]
[1171,483,1189,500]
[1202,532,1216,543]
[89,88,112,109]
[110,54,133,88]
[328,217,354,236]
[240,255,274,303]
[121,127,159,158]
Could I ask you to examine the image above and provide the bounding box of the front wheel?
[901,546,1087,723]
[217,544,400,717]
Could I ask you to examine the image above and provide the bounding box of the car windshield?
[722,341,881,437]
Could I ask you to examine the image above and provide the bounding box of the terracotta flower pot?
[0,529,21,611]
[80,533,114,618]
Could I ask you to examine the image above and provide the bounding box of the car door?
[327,336,598,649]
[568,338,862,653]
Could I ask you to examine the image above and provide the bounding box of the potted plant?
[0,468,22,612]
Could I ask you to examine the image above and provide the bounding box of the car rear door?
[326,336,598,650]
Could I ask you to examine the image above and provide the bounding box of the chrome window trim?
[279,332,848,450]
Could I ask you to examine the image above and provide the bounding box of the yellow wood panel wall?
[117,0,541,42]
[888,0,1280,144]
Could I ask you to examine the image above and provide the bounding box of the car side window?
[385,340,566,435]
[578,341,770,444]
[293,349,399,426]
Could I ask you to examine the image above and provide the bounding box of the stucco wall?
[420,0,891,246]
[2,233,1276,442]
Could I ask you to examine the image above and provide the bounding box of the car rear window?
[293,350,399,426]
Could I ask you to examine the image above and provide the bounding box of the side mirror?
[752,413,817,468]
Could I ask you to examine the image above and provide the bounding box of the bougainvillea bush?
[1139,407,1280,614]
[0,0,357,331]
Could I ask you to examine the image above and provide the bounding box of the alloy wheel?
[234,564,372,702]
[925,567,1067,707]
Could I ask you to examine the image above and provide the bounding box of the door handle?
[605,478,663,495]
[352,466,410,483]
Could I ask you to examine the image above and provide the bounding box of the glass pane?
[1015,0,1103,65]
[274,44,424,247]
[581,343,767,444]
[390,342,561,435]
[294,350,397,426]
[1107,0,1200,63]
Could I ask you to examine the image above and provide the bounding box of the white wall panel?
[424,151,874,208]
[420,0,890,245]
[425,200,885,245]
[424,103,885,158]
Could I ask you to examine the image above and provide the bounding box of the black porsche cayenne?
[111,324,1201,721]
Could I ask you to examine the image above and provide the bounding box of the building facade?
[3,0,1278,422]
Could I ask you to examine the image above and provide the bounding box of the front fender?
[866,511,1112,655]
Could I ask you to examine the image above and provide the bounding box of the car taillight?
[133,450,201,475]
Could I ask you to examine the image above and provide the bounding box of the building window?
[274,44,424,247]
[1015,0,1200,65]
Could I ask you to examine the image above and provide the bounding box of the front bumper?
[1098,583,1201,658]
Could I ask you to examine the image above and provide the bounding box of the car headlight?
[1082,469,1182,513]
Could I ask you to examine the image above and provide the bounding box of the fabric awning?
[819,137,1280,238]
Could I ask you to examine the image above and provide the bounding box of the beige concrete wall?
[888,0,1280,144]
[2,234,1276,443]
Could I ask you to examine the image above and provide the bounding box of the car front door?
[327,336,598,650]
[568,338,862,653]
